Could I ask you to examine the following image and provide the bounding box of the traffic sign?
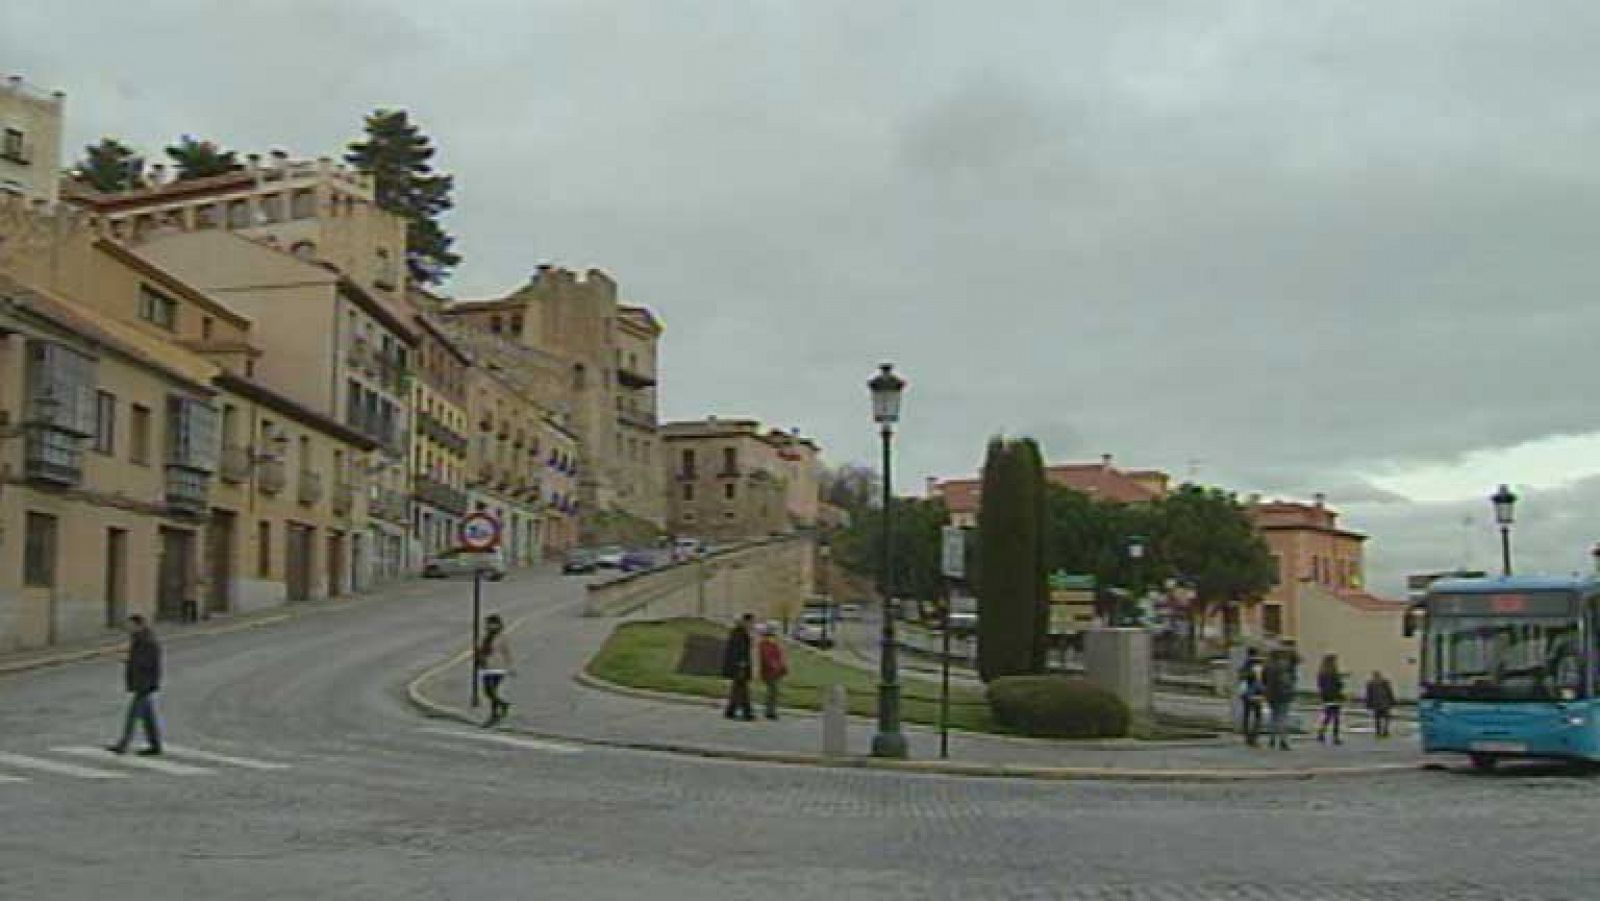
[941,526,965,579]
[459,511,502,551]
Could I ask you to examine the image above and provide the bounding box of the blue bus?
[1409,575,1597,770]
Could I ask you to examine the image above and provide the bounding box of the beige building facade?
[662,418,821,543]
[131,229,417,584]
[0,76,63,204]
[406,308,471,563]
[445,265,662,540]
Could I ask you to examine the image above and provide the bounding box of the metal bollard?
[822,684,848,757]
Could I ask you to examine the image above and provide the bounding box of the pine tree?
[73,138,145,193]
[164,135,242,180]
[345,109,460,285]
[976,437,1050,681]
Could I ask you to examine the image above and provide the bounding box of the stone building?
[662,418,822,543]
[0,200,377,651]
[405,305,472,564]
[0,75,63,203]
[444,265,663,540]
[131,229,417,585]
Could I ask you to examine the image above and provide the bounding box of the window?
[93,391,116,455]
[1263,605,1283,636]
[1270,554,1282,585]
[680,449,695,474]
[24,512,57,587]
[290,189,316,219]
[490,315,502,334]
[259,193,284,223]
[725,482,736,500]
[227,199,250,228]
[683,483,694,501]
[26,340,97,434]
[257,520,271,577]
[130,404,152,466]
[2,128,24,162]
[138,285,178,331]
[201,317,214,341]
[166,397,219,470]
[298,435,311,473]
[193,203,219,230]
[722,447,738,474]
[511,315,523,334]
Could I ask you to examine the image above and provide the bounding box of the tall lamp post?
[869,363,908,759]
[1491,484,1517,577]
[1125,535,1147,628]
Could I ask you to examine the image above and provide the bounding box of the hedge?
[987,675,1130,739]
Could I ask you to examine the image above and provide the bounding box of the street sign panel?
[459,511,502,551]
[941,526,965,579]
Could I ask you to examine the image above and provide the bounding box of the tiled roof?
[932,462,1164,513]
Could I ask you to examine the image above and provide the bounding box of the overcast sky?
[8,1,1600,595]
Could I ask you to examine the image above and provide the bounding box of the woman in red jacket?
[757,624,788,721]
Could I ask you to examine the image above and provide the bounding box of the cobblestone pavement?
[0,569,1594,900]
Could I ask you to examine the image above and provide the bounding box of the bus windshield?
[1424,592,1583,700]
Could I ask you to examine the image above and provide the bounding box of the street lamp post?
[869,363,908,759]
[819,544,833,648]
[1124,535,1147,627]
[1491,484,1517,578]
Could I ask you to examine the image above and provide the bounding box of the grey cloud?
[8,1,1600,590]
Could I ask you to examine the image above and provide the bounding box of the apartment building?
[662,418,811,543]
[0,75,63,203]
[65,154,405,302]
[445,265,663,540]
[132,229,417,584]
[928,454,1170,529]
[407,309,471,563]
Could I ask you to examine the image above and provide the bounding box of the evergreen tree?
[72,138,145,193]
[345,109,460,285]
[164,135,242,180]
[1151,484,1277,647]
[976,436,1050,681]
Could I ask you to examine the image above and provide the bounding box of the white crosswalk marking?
[0,751,126,780]
[56,747,214,776]
[420,727,581,755]
[0,773,27,784]
[161,744,292,771]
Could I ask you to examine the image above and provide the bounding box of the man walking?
[1365,670,1397,738]
[1237,649,1264,746]
[721,613,755,721]
[107,615,162,756]
[477,614,514,728]
[757,624,788,720]
[1263,650,1294,751]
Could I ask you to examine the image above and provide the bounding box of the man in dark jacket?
[1262,651,1294,751]
[721,613,755,721]
[107,615,163,756]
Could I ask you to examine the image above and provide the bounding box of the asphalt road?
[1,568,1597,901]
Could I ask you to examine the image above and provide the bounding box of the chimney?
[1248,492,1262,505]
[925,476,938,496]
[1101,453,1114,470]
[149,163,167,185]
[1313,492,1326,509]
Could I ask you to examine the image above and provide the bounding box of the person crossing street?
[106,615,163,756]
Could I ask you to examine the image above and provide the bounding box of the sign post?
[459,511,502,709]
[938,527,966,760]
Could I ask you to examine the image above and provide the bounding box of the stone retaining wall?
[584,536,816,623]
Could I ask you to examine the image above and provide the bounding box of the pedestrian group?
[1237,648,1395,749]
[723,613,788,721]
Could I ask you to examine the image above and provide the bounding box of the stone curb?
[404,635,1418,784]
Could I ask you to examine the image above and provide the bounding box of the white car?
[422,547,507,581]
[791,610,834,647]
[593,546,625,569]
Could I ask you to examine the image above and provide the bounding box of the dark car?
[619,549,656,572]
[562,550,597,574]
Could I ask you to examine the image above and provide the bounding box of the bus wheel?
[1468,753,1498,772]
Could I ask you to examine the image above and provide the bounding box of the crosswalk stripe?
[0,751,126,780]
[161,744,293,771]
[419,727,581,755]
[0,773,27,784]
[55,747,214,776]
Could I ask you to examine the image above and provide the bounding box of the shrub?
[987,675,1130,739]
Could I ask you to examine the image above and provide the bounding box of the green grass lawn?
[586,617,998,733]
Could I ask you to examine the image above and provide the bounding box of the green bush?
[987,676,1130,739]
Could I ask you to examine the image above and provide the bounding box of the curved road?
[0,568,1596,900]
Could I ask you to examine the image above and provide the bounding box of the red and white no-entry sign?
[459,511,502,551]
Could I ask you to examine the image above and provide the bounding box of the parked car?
[791,609,834,648]
[562,549,597,575]
[619,549,657,572]
[837,603,863,621]
[422,547,507,581]
[593,546,625,569]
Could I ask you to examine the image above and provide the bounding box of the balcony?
[617,365,657,389]
[24,426,83,486]
[413,474,469,516]
[219,444,251,484]
[297,470,324,507]
[165,465,210,516]
[675,469,697,482]
[417,411,468,456]
[369,488,410,525]
[618,406,656,430]
[332,481,356,516]
[258,458,287,495]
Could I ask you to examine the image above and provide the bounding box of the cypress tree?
[976,436,1049,681]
